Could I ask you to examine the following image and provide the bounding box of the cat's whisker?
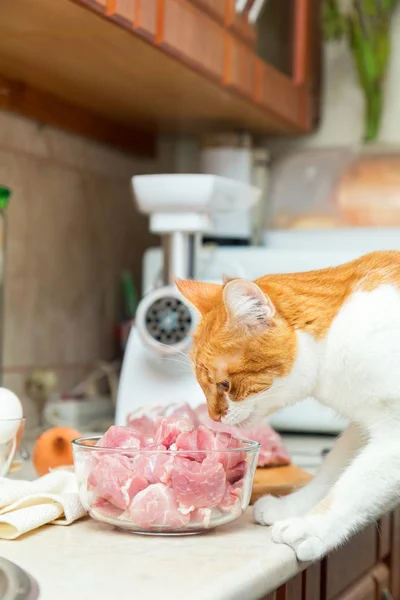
[160,355,192,367]
[157,354,195,373]
[160,362,194,374]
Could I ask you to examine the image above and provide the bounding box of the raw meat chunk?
[129,483,190,529]
[195,405,290,467]
[129,443,177,485]
[154,417,194,447]
[97,426,143,450]
[243,424,290,467]
[219,484,243,513]
[226,461,247,484]
[171,456,226,509]
[127,403,199,434]
[190,507,221,528]
[130,448,160,484]
[128,415,155,436]
[154,454,176,484]
[162,402,200,424]
[89,454,148,510]
[128,402,290,469]
[92,497,124,519]
[198,427,245,470]
[175,429,205,462]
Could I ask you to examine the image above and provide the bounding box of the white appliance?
[116,175,400,434]
[200,136,269,244]
[116,174,261,426]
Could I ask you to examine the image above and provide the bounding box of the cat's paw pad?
[271,517,327,562]
[253,496,290,525]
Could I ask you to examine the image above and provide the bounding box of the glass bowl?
[72,436,260,535]
[0,418,25,477]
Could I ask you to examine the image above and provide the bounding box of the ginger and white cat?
[176,251,400,562]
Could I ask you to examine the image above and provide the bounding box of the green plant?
[323,0,399,142]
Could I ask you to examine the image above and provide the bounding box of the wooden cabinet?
[324,525,377,600]
[135,0,158,39]
[303,563,322,600]
[335,565,390,600]
[373,564,391,599]
[0,0,321,152]
[257,0,319,84]
[390,507,400,599]
[336,575,376,600]
[278,573,303,599]
[269,512,398,600]
[378,515,391,560]
[106,0,136,24]
[256,0,322,126]
[224,36,257,98]
[160,0,225,80]
[188,0,226,25]
[225,0,257,48]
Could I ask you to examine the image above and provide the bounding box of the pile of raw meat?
[82,417,256,531]
[127,402,290,468]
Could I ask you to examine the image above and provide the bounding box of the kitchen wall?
[0,109,158,408]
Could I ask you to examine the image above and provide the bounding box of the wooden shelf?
[0,0,314,154]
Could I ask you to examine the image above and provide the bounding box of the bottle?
[0,186,11,386]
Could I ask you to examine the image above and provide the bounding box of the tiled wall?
[0,110,159,408]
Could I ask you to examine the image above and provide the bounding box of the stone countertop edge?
[0,510,303,600]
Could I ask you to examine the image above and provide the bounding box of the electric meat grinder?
[116,174,261,425]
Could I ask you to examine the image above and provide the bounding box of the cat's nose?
[208,406,222,422]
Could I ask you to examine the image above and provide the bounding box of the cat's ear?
[223,279,274,334]
[175,279,222,316]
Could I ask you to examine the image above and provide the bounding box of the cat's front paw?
[254,495,305,525]
[271,517,328,562]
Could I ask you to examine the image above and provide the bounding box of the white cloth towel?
[0,468,87,539]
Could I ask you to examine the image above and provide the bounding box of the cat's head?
[176,278,297,426]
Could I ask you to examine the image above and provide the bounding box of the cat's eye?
[217,380,230,393]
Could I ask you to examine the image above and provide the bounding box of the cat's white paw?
[271,517,328,562]
[254,494,311,525]
[254,496,294,525]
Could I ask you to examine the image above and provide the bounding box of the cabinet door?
[224,36,257,98]
[135,0,158,39]
[160,0,225,79]
[378,515,391,560]
[324,525,377,600]
[303,563,321,600]
[189,0,226,25]
[225,0,257,48]
[106,0,135,23]
[283,573,303,600]
[256,0,295,78]
[372,564,391,599]
[337,575,376,600]
[390,507,400,599]
[255,0,322,124]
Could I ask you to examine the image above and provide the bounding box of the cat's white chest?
[316,284,400,425]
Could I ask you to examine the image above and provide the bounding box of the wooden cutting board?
[250,465,312,504]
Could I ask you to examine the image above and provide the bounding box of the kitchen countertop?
[0,511,301,600]
[2,432,335,600]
